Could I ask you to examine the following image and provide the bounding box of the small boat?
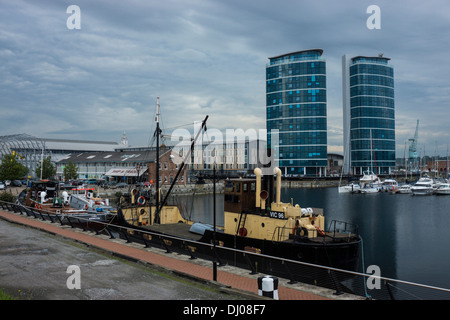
[17,180,116,228]
[359,170,382,190]
[397,184,412,194]
[356,171,381,194]
[380,179,399,193]
[69,187,113,213]
[434,182,450,195]
[411,177,435,195]
[338,182,361,193]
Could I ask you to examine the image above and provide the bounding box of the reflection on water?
[174,188,450,290]
[172,193,224,226]
[282,188,450,289]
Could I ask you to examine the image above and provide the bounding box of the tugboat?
[213,168,361,270]
[115,99,361,291]
[116,165,361,288]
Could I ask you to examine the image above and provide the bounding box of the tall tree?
[35,156,56,179]
[0,154,29,181]
[63,161,78,180]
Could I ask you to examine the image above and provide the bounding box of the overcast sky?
[1,0,449,157]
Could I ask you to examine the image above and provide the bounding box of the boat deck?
[143,222,204,242]
[285,231,359,244]
[308,232,359,243]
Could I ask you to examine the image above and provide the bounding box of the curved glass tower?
[266,49,327,176]
[342,54,395,175]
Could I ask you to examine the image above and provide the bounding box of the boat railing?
[273,220,359,243]
[327,220,359,239]
[272,225,292,242]
[2,199,450,301]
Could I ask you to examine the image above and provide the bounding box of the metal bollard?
[257,275,279,300]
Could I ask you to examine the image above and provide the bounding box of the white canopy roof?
[105,167,148,177]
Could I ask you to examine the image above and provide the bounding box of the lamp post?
[213,165,217,281]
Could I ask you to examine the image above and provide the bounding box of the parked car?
[0,182,5,190]
[69,180,83,186]
[115,182,128,188]
[135,181,151,188]
[12,180,22,187]
[102,181,117,189]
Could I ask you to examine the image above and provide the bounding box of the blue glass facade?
[266,49,327,176]
[345,56,395,174]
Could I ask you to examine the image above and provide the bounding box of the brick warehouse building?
[56,146,187,185]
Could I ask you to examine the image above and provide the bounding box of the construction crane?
[408,120,419,169]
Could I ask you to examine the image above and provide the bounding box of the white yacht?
[435,182,450,195]
[380,179,399,192]
[338,182,361,193]
[356,170,381,194]
[359,171,382,188]
[411,177,435,195]
[397,184,412,194]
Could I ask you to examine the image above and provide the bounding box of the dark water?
[176,188,450,291]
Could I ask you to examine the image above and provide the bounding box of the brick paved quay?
[0,208,362,301]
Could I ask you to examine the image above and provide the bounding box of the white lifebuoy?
[138,196,145,205]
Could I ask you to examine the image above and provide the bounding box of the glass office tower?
[266,49,327,176]
[342,54,395,175]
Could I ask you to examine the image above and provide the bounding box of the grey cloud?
[0,0,449,155]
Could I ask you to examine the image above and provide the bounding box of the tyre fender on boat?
[296,227,309,238]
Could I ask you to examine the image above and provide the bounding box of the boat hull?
[338,184,360,193]
[16,200,116,232]
[411,188,434,195]
[397,185,412,194]
[359,188,380,194]
[203,229,361,273]
[62,213,117,231]
[113,210,361,293]
[435,189,450,195]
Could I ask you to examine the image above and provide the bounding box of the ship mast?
[154,97,162,223]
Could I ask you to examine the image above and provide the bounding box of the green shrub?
[0,192,16,203]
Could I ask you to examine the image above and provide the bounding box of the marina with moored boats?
[2,99,449,300]
[339,171,450,196]
[4,168,450,300]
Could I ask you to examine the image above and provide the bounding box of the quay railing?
[1,199,450,301]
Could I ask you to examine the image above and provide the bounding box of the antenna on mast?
[156,97,160,123]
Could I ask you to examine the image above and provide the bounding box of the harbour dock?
[0,207,360,301]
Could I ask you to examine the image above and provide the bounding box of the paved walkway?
[0,209,359,300]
